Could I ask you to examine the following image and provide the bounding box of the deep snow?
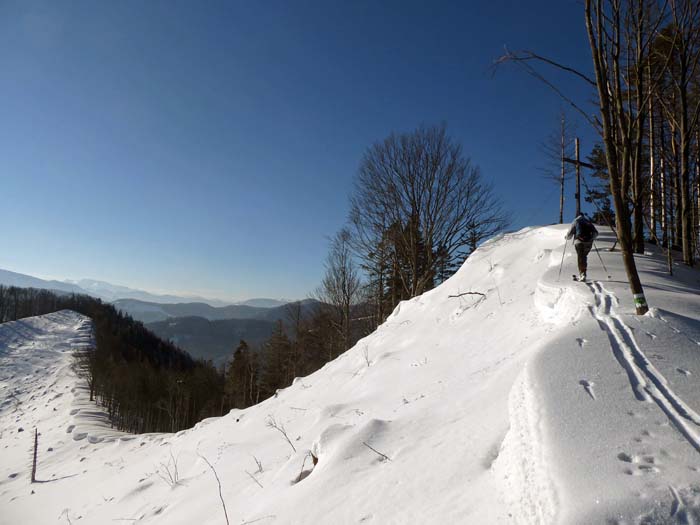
[1,224,700,524]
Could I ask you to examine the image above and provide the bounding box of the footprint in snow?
[579,380,596,400]
[637,464,659,474]
[618,452,635,463]
[677,368,692,376]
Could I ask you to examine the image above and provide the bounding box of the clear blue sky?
[0,0,599,302]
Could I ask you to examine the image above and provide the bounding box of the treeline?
[223,124,509,411]
[577,9,700,266]
[638,14,700,262]
[502,1,700,314]
[221,300,375,411]
[0,285,224,433]
[581,1,700,314]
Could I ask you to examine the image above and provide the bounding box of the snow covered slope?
[2,225,700,524]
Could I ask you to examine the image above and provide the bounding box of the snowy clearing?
[1,224,700,524]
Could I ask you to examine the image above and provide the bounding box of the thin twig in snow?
[154,449,180,487]
[362,441,391,462]
[245,470,263,488]
[252,455,263,473]
[198,453,230,525]
[241,516,276,525]
[60,509,73,525]
[294,451,315,483]
[265,415,297,453]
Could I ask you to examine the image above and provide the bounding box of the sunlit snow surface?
[2,225,700,524]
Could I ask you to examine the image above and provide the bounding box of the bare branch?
[494,48,597,86]
[241,516,276,525]
[198,453,230,525]
[362,441,391,462]
[245,470,264,489]
[495,47,600,131]
[448,292,485,298]
[265,415,297,453]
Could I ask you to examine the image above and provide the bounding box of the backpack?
[575,217,598,242]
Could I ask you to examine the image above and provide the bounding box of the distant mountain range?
[0,268,293,309]
[113,297,319,324]
[0,268,89,296]
[0,267,319,366]
[233,298,290,308]
[144,300,322,365]
[62,278,232,306]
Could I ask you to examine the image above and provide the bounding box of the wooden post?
[559,113,566,224]
[31,428,38,483]
[575,138,581,216]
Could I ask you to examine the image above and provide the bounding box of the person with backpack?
[565,214,599,281]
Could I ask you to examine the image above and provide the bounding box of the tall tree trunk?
[679,82,694,265]
[584,0,649,315]
[649,85,657,240]
[630,8,651,255]
[696,131,700,255]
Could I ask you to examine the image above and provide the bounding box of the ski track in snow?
[493,365,558,525]
[588,281,700,454]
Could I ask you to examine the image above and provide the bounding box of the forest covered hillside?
[114,298,320,324]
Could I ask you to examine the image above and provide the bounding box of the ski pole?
[593,240,610,279]
[557,238,568,281]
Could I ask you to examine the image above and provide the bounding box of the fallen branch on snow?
[362,441,391,462]
[448,292,485,298]
[198,453,230,525]
[245,470,263,488]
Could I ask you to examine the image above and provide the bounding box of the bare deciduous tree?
[349,124,509,306]
[539,110,576,223]
[316,229,362,352]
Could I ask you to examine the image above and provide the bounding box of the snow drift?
[2,224,700,524]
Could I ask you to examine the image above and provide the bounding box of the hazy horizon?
[0,265,298,304]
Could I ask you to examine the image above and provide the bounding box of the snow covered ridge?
[2,225,700,524]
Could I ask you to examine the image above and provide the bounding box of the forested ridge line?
[0,285,224,433]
